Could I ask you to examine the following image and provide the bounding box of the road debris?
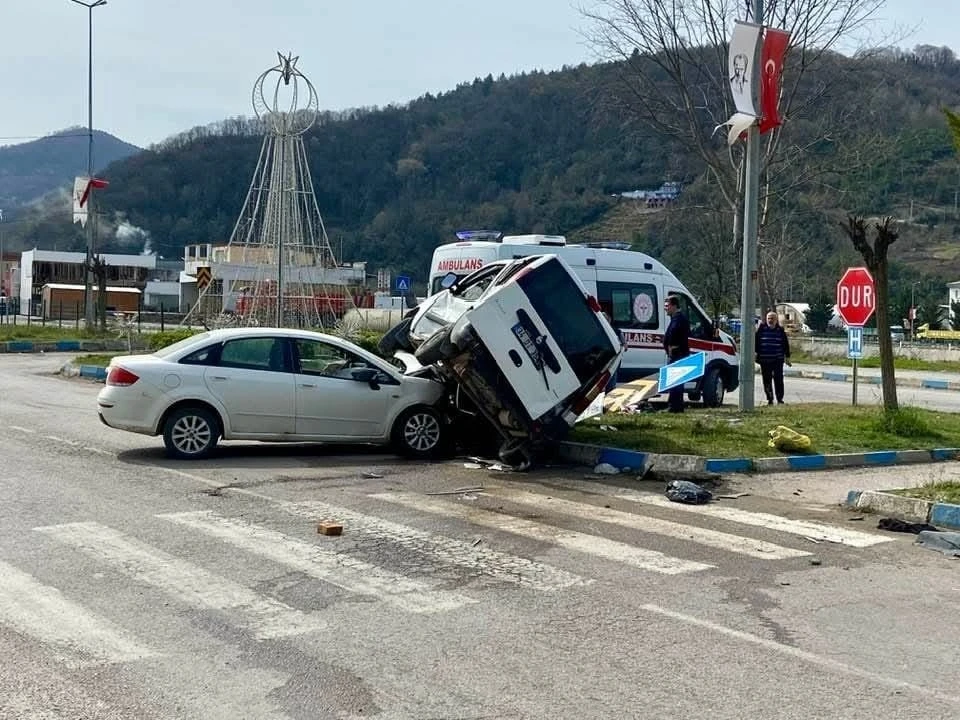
[427,487,484,496]
[317,522,343,536]
[809,558,823,566]
[593,463,620,475]
[915,531,960,557]
[362,471,384,479]
[717,492,750,500]
[665,480,712,505]
[878,517,939,534]
[471,538,483,547]
[847,516,865,522]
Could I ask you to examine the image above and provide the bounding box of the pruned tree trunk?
[841,215,899,410]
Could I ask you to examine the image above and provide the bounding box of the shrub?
[873,407,941,439]
[147,329,201,351]
[356,329,386,357]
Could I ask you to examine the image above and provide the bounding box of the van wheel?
[701,367,725,407]
[415,327,456,365]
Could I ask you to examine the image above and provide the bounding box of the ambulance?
[427,231,740,406]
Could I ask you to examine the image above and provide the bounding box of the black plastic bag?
[665,480,713,505]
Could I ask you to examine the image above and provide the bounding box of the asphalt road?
[1,354,960,719]
[761,372,960,412]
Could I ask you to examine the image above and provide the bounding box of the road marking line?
[369,493,713,575]
[0,559,156,667]
[9,426,35,433]
[482,487,811,560]
[281,500,589,591]
[641,603,960,706]
[34,522,325,640]
[612,491,891,547]
[160,511,476,614]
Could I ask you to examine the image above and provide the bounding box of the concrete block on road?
[930,502,960,530]
[852,489,932,522]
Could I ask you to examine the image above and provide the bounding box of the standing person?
[663,295,690,413]
[755,311,792,405]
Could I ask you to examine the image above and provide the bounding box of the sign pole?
[852,357,858,406]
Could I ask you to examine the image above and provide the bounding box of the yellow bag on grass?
[767,425,812,452]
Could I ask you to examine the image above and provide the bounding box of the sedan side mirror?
[350,366,380,389]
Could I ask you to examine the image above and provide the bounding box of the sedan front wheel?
[392,406,447,459]
[163,405,220,460]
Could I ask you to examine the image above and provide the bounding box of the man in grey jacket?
[755,311,792,405]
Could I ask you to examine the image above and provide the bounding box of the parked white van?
[427,231,740,406]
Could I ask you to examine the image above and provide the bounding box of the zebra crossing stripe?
[368,492,714,575]
[0,559,156,667]
[481,487,811,560]
[612,491,891,547]
[159,511,476,614]
[34,522,326,640]
[279,500,590,591]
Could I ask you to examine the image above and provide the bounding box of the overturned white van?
[427,231,740,406]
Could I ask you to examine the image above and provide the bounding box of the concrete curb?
[846,489,960,530]
[785,367,960,392]
[557,441,960,476]
[0,340,138,354]
[58,361,107,381]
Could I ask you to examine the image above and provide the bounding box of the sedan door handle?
[299,383,317,388]
[209,375,229,381]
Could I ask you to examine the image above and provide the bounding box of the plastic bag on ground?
[767,425,812,452]
[915,530,960,556]
[665,480,713,505]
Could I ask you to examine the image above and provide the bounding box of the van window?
[668,293,714,340]
[597,282,659,330]
[515,258,616,384]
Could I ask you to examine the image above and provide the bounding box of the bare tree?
[841,215,898,410]
[581,0,890,300]
[89,255,108,331]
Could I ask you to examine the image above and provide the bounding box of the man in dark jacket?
[755,311,792,405]
[663,295,690,413]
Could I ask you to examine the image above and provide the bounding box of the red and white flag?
[72,176,110,227]
[759,28,790,134]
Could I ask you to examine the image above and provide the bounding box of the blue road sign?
[847,326,863,359]
[657,352,706,393]
[396,275,411,293]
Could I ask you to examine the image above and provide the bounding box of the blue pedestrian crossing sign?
[847,326,863,359]
[396,275,411,293]
[657,352,706,393]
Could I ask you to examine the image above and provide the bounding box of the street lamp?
[71,0,107,330]
[911,281,921,340]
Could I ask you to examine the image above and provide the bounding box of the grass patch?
[891,482,960,505]
[0,325,116,342]
[570,403,959,458]
[73,353,121,367]
[790,349,960,372]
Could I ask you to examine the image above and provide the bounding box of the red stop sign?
[836,266,876,326]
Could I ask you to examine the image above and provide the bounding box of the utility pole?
[738,0,763,411]
[71,0,107,330]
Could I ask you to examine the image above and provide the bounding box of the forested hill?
[8,46,960,306]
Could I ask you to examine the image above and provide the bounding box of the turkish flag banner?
[758,28,790,134]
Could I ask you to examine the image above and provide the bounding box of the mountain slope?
[0,128,141,209]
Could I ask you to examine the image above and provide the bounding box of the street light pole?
[71,0,107,330]
[738,0,764,411]
[911,281,920,339]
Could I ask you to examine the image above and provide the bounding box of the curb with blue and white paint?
[0,340,136,354]
[846,489,960,531]
[58,361,108,381]
[557,441,960,476]
[784,367,960,392]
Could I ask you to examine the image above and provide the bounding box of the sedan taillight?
[106,366,139,387]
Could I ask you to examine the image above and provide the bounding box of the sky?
[3,0,959,150]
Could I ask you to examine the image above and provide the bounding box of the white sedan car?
[97,327,449,460]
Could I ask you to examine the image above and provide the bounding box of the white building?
[19,249,156,311]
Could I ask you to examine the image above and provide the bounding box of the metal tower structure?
[184,52,360,329]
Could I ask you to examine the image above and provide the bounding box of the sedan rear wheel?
[392,406,446,459]
[163,406,219,460]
